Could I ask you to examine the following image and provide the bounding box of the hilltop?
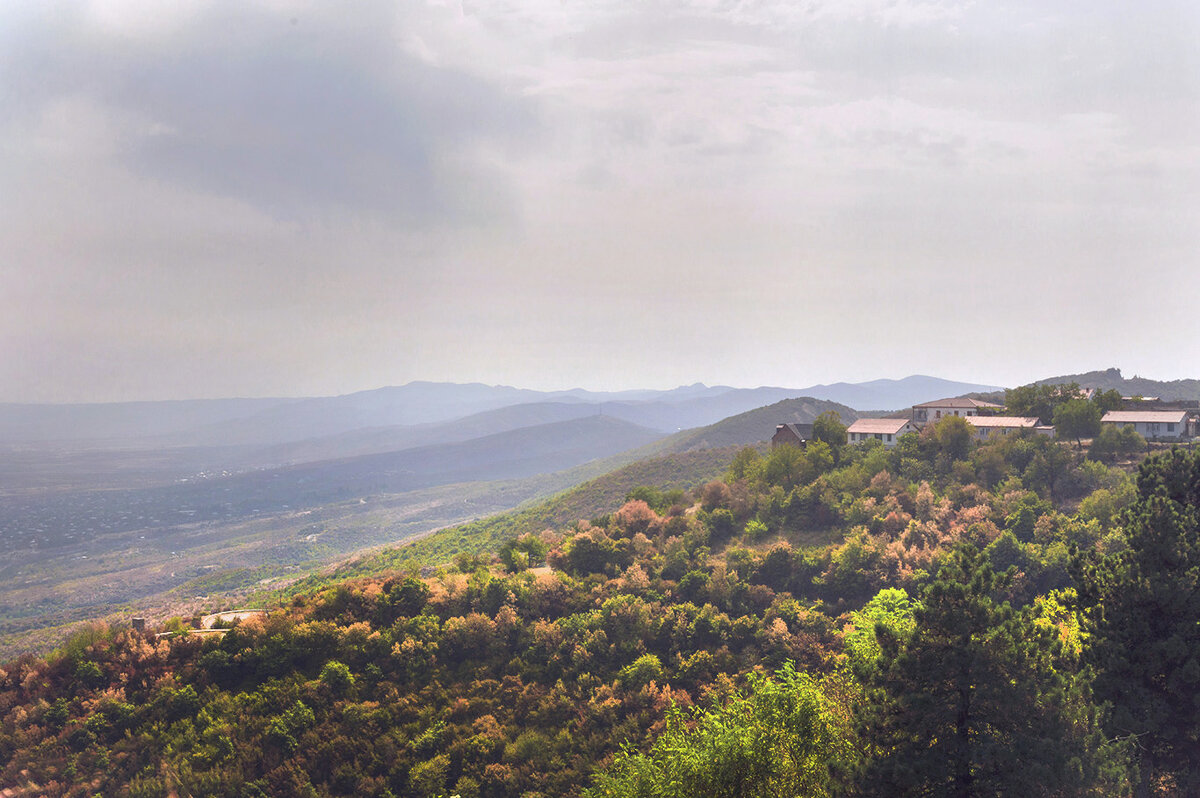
[648,396,860,454]
[1037,367,1200,401]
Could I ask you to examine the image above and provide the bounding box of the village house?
[846,417,915,447]
[963,415,1049,441]
[771,423,813,448]
[1101,410,1192,442]
[912,397,1003,428]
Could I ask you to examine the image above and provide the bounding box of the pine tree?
[862,544,1123,797]
[1074,447,1200,795]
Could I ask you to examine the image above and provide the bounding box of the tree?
[725,446,764,485]
[1054,398,1101,448]
[861,544,1123,797]
[1006,382,1086,425]
[1092,389,1123,415]
[843,588,916,679]
[587,663,853,798]
[922,416,974,474]
[1074,448,1200,795]
[1087,424,1145,464]
[813,411,848,450]
[764,445,807,491]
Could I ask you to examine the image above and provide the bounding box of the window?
[1167,423,1176,432]
[886,434,892,442]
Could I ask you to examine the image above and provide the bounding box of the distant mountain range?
[0,375,1001,447]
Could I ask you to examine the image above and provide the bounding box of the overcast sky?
[3,1,1198,402]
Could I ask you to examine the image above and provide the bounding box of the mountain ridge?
[0,375,1005,446]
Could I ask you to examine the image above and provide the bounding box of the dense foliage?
[2,418,1197,796]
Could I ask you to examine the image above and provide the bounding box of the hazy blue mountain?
[190,382,796,446]
[789,375,1004,410]
[0,376,1004,449]
[247,401,603,466]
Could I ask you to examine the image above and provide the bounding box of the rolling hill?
[648,396,861,454]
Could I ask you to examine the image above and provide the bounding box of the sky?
[3,0,1199,403]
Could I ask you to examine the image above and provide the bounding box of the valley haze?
[0,373,994,656]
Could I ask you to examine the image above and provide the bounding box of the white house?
[847,418,915,447]
[964,415,1045,441]
[1101,410,1191,441]
[912,397,1003,428]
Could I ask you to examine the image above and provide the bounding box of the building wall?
[1104,419,1188,441]
[913,405,986,428]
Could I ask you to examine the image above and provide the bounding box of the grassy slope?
[257,395,861,600]
[262,446,743,599]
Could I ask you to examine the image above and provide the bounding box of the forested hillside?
[2,418,1198,796]
[1038,367,1200,402]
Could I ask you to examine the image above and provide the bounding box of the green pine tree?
[861,544,1125,797]
[1074,447,1200,796]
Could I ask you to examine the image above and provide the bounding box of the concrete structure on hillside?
[847,418,915,447]
[201,609,267,629]
[1101,410,1192,442]
[912,397,1003,428]
[964,415,1048,441]
[772,423,812,448]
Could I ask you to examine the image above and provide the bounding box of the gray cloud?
[2,2,537,223]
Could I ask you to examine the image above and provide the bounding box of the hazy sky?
[3,1,1198,402]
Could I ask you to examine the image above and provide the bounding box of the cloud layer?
[3,0,1198,400]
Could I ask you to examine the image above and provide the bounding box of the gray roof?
[848,418,912,435]
[965,416,1039,428]
[913,397,1002,409]
[1102,410,1189,424]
